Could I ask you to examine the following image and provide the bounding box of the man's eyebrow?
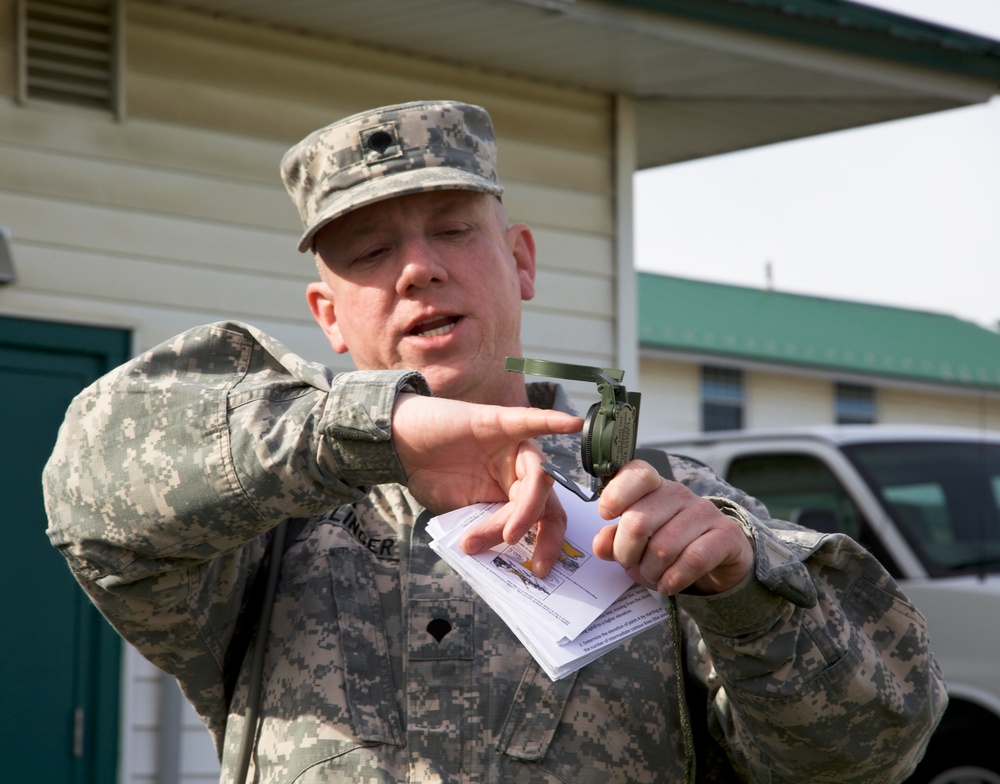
[425,196,479,220]
[343,196,478,237]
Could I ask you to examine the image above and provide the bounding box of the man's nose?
[397,237,448,295]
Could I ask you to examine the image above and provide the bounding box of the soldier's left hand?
[591,460,754,595]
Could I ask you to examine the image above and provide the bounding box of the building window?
[17,0,123,117]
[835,382,875,424]
[701,366,744,432]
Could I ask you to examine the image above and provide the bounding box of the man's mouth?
[410,316,459,338]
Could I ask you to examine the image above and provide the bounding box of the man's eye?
[436,226,471,239]
[353,247,388,265]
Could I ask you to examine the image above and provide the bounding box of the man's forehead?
[317,191,493,242]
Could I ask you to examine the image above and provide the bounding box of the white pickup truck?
[644,425,1000,784]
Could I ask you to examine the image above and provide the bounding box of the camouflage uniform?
[44,322,945,784]
[45,101,944,783]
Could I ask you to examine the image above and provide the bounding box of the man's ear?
[508,223,537,301]
[306,280,349,354]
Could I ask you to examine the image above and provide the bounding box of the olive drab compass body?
[505,357,641,502]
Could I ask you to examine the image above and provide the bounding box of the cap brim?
[297,167,503,252]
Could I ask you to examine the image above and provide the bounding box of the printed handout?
[428,481,668,680]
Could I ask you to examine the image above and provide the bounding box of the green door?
[0,316,130,783]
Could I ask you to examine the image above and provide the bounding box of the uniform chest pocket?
[497,631,692,784]
[497,661,577,761]
[328,547,403,746]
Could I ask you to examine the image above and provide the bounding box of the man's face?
[307,191,536,406]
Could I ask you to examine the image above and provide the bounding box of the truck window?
[726,453,902,578]
[727,452,901,575]
[843,441,1000,577]
[727,454,865,539]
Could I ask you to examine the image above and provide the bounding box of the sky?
[633,0,1000,330]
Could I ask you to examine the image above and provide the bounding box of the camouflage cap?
[280,100,504,252]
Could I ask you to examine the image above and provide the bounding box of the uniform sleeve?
[42,321,430,744]
[671,456,947,784]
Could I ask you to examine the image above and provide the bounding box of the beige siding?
[119,651,161,784]
[636,358,701,441]
[123,4,611,154]
[0,3,617,783]
[881,386,1000,430]
[120,649,218,784]
[1,0,614,366]
[640,354,1000,440]
[749,372,833,430]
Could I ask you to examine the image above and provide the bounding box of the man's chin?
[419,364,494,404]
[423,370,476,401]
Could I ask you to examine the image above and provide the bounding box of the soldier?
[44,100,945,783]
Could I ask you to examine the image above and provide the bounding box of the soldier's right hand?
[391,393,582,576]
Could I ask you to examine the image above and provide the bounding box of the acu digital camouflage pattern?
[281,100,503,252]
[44,323,946,783]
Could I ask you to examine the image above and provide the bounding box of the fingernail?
[464,537,485,555]
[533,558,551,577]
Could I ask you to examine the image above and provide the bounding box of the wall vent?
[17,0,122,116]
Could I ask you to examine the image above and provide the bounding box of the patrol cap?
[280,100,504,253]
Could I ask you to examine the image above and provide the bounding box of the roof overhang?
[146,0,1000,169]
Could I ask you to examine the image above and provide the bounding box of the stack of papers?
[427,482,668,681]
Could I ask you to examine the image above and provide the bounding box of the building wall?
[639,353,1000,443]
[637,359,700,439]
[0,0,616,366]
[748,372,833,430]
[880,385,1000,430]
[635,358,834,439]
[0,2,617,782]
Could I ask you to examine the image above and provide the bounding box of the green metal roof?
[638,273,1000,389]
